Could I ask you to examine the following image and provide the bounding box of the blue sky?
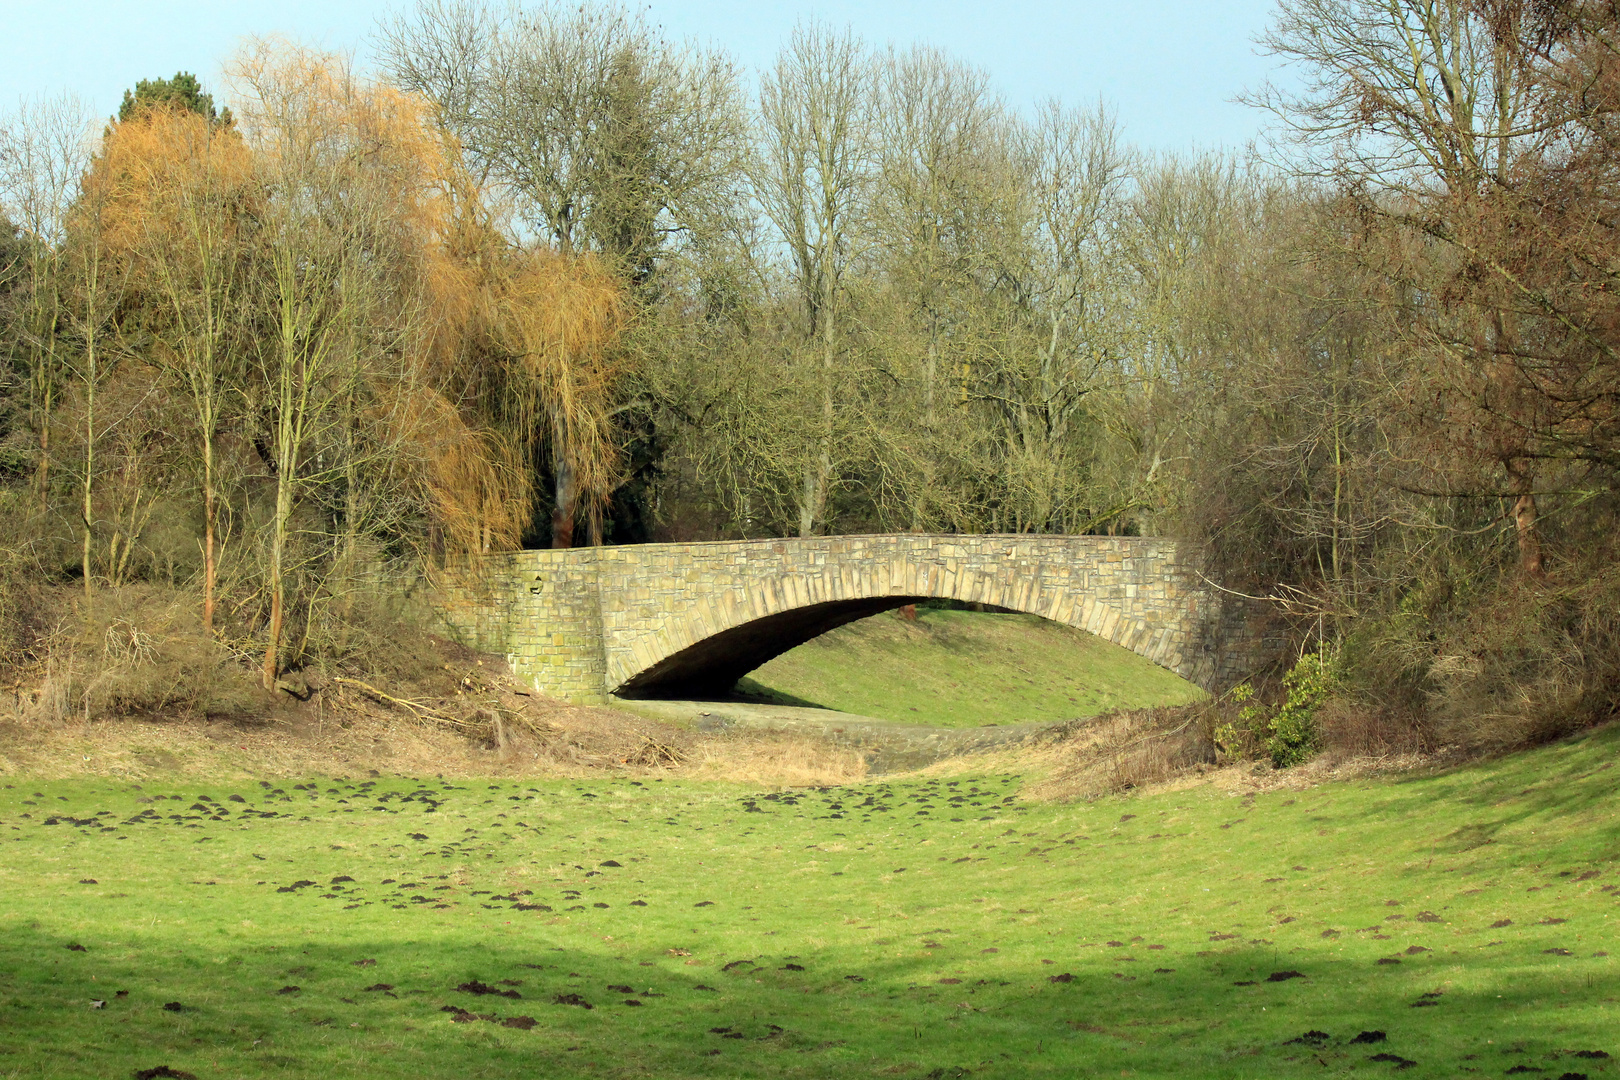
[3,1,1290,153]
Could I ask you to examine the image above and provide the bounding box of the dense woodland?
[2,0,1618,755]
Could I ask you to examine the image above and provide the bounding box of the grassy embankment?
[0,722,1616,1079]
[735,608,1204,726]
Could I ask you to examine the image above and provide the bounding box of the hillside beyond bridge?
[433,534,1269,705]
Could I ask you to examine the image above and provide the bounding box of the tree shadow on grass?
[1,922,1613,1079]
[1353,722,1620,862]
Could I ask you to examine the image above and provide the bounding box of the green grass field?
[1,723,1616,1079]
[735,609,1205,727]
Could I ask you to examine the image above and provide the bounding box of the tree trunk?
[551,406,577,549]
[263,588,283,690]
[552,462,576,548]
[798,463,817,538]
[201,436,216,633]
[1511,489,1546,581]
[263,300,300,691]
[31,294,61,514]
[80,341,96,603]
[337,406,361,634]
[35,422,51,513]
[263,469,293,690]
[913,325,938,532]
[800,270,837,538]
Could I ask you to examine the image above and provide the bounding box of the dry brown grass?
[899,704,1212,800]
[919,736,1457,803]
[1312,697,1433,760]
[0,583,867,788]
[0,590,1465,795]
[679,733,867,787]
[0,666,1467,796]
[0,704,865,787]
[7,585,263,726]
[911,697,1462,804]
[0,648,866,788]
[1017,704,1217,802]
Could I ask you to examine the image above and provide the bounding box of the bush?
[1424,562,1620,751]
[1028,703,1219,801]
[1216,650,1335,768]
[1311,696,1432,759]
[21,585,264,724]
[0,492,53,683]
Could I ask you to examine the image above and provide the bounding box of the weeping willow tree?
[228,40,547,685]
[487,249,626,548]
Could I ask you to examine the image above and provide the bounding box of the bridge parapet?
[433,534,1270,705]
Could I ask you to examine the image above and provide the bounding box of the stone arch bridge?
[433,534,1268,705]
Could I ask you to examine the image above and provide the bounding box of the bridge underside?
[614,596,931,699]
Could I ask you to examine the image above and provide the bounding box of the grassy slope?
[0,727,1616,1079]
[736,609,1204,727]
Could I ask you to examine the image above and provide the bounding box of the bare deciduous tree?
[752,22,875,536]
[869,46,1015,531]
[378,0,746,279]
[0,95,93,511]
[1250,0,1556,576]
[98,105,253,631]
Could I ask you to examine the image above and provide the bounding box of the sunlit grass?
[0,724,1615,1078]
[737,609,1204,727]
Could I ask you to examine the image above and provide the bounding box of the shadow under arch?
[614,596,939,700]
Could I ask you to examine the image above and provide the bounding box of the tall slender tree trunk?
[35,419,52,512]
[78,258,104,604]
[799,270,837,538]
[263,473,292,690]
[338,424,361,642]
[798,462,817,538]
[924,327,938,430]
[264,271,302,691]
[80,345,95,603]
[31,280,62,514]
[551,406,577,549]
[913,320,939,532]
[195,349,221,634]
[336,286,363,618]
[201,434,216,632]
[820,278,835,526]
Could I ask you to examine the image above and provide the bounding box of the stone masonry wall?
[432,534,1267,704]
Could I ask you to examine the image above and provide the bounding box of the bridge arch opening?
[614,596,934,700]
[609,593,1203,714]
